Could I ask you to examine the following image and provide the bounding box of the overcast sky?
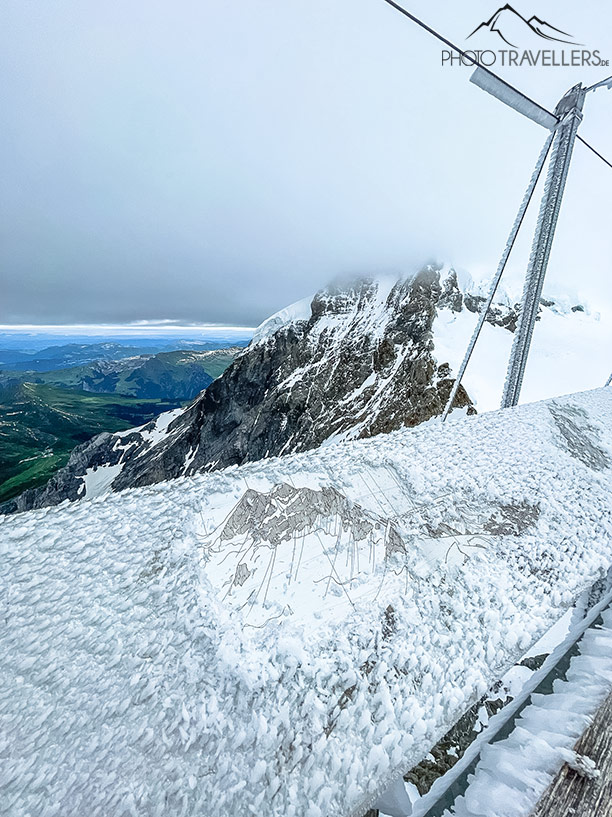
[1,0,610,326]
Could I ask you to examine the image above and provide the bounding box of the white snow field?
[1,387,612,817]
[432,283,611,413]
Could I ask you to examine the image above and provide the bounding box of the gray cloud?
[0,0,610,326]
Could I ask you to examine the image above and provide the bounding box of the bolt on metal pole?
[501,84,586,408]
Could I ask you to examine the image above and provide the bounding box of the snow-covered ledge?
[1,388,612,817]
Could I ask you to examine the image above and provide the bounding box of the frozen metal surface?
[502,87,585,408]
[441,132,553,421]
[585,74,612,94]
[469,67,557,130]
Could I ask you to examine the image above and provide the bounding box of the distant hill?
[0,348,241,400]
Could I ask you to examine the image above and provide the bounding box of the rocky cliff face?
[1,267,485,514]
[438,270,522,331]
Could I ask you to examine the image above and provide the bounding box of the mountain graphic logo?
[467,4,582,48]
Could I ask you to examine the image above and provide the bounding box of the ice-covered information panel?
[1,389,612,817]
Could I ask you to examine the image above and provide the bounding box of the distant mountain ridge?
[0,347,241,505]
[0,339,246,373]
[0,383,183,506]
[0,348,241,400]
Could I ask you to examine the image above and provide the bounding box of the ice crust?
[1,387,612,817]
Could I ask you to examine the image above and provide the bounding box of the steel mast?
[442,70,611,418]
[501,84,585,408]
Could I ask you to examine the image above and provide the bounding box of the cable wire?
[379,0,612,173]
[577,135,612,170]
[379,0,557,119]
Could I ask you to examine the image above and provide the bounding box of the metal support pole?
[441,132,553,422]
[501,84,586,408]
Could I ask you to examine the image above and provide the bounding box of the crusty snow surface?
[2,388,612,817]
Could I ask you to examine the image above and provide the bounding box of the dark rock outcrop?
[438,269,522,332]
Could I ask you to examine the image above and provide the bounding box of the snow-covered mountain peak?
[3,266,469,513]
[434,269,607,412]
[250,296,312,347]
[251,273,410,350]
[3,263,608,516]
